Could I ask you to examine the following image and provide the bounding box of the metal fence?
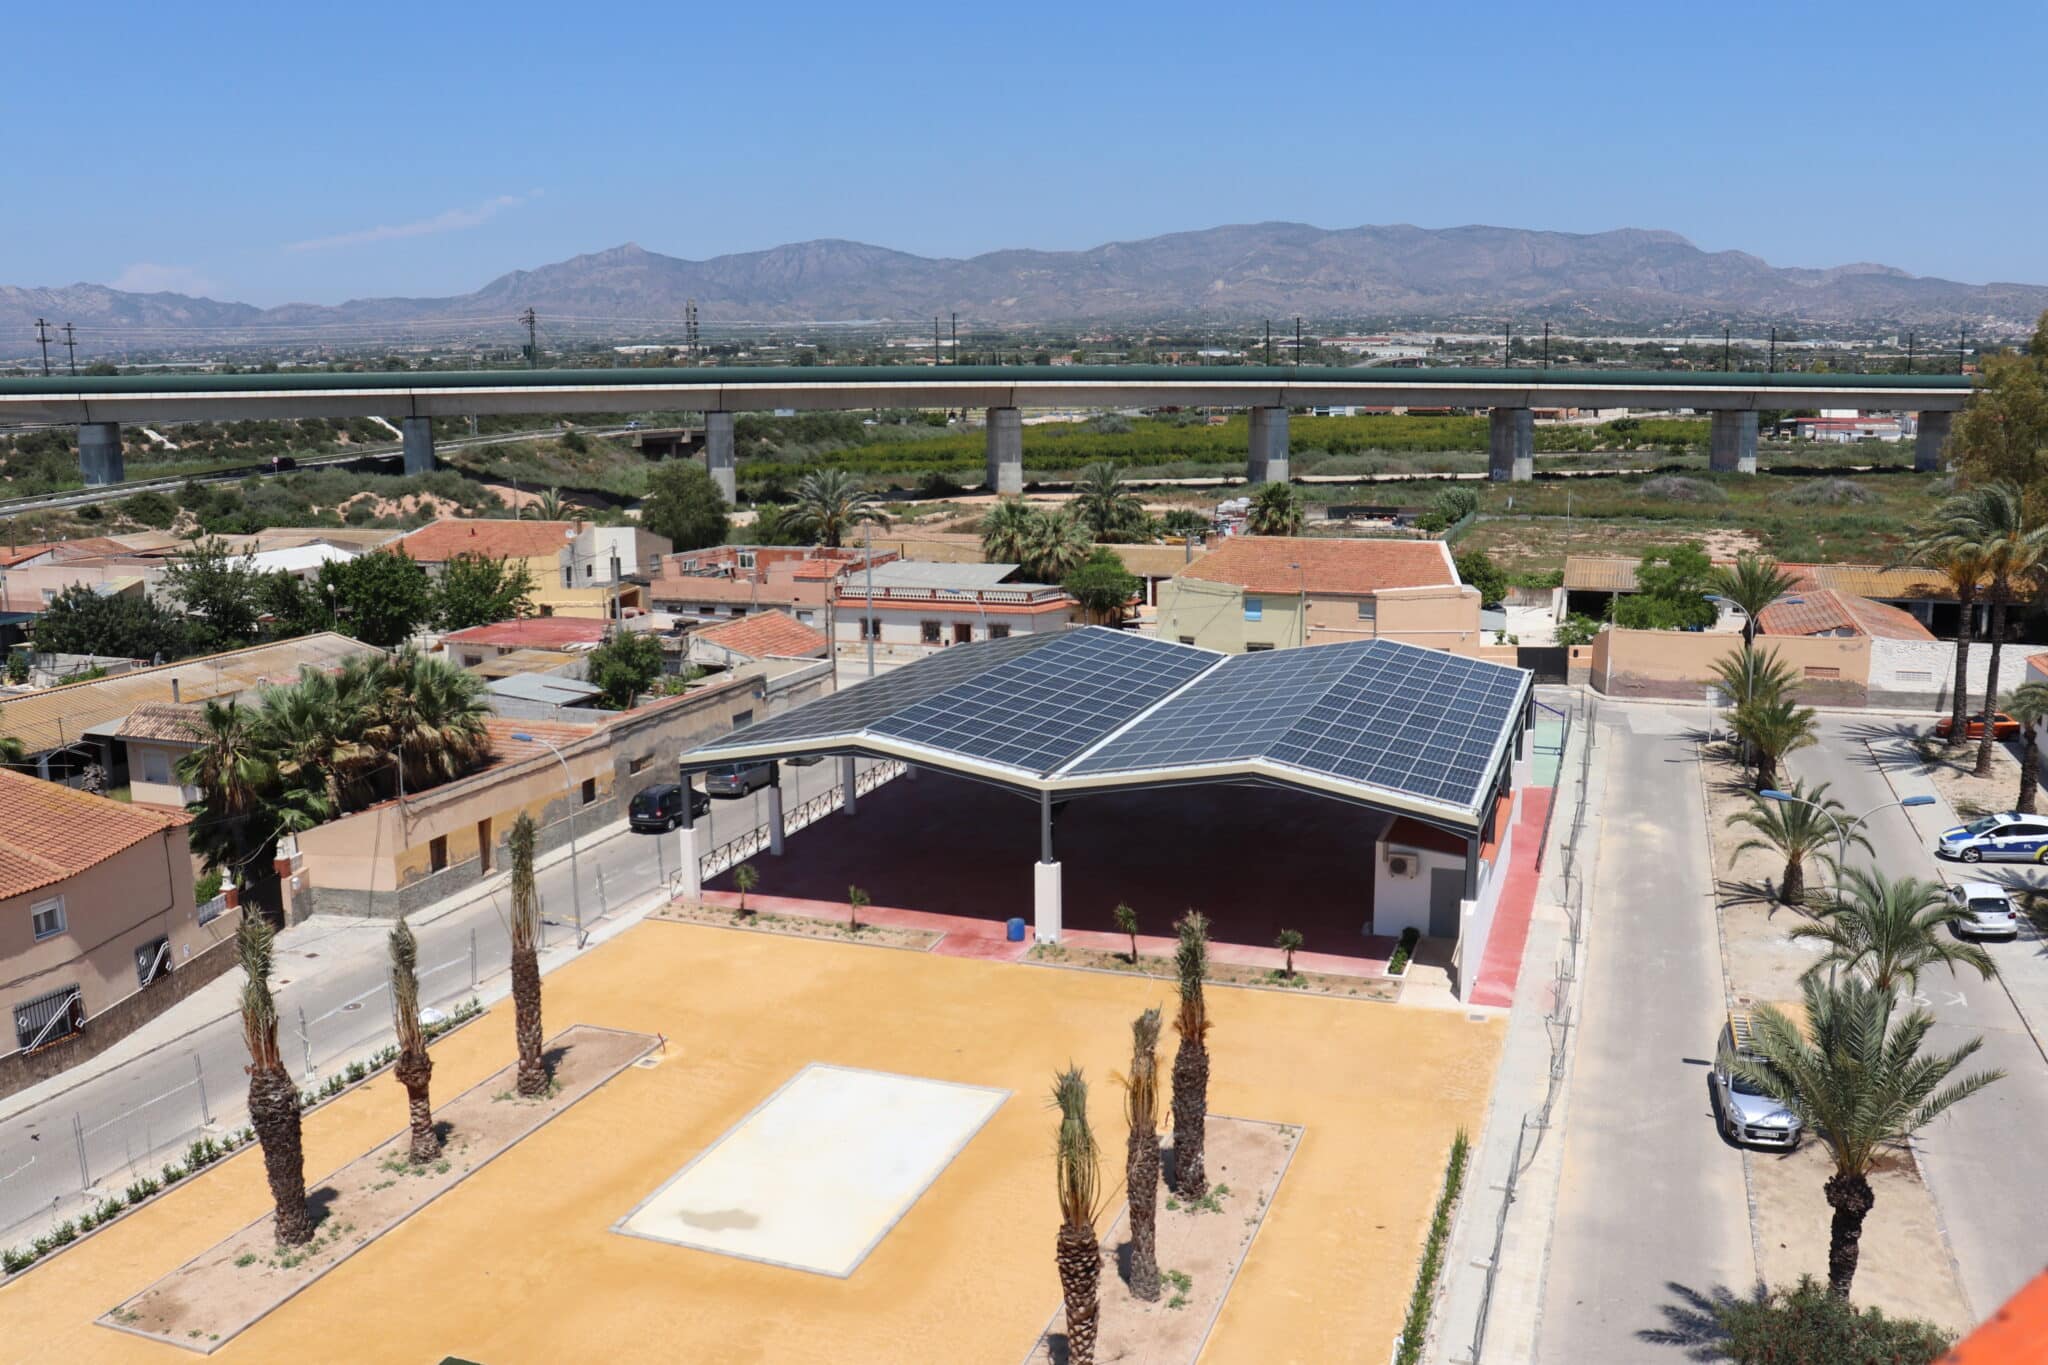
[1460,694,1597,1364]
[695,759,906,882]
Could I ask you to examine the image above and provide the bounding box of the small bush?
[1786,477,1874,506]
[1639,475,1727,503]
[1393,1130,1469,1365]
[1388,926,1421,975]
[1709,1276,1953,1363]
[161,1162,186,1185]
[125,1176,160,1204]
[2,1245,34,1274]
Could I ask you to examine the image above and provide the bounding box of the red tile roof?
[443,617,611,650]
[694,610,829,660]
[0,768,191,901]
[1179,536,1457,596]
[397,519,580,563]
[1944,1269,2048,1363]
[1757,588,1933,641]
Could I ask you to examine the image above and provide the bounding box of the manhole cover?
[343,1002,363,1012]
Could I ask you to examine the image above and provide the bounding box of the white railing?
[695,760,908,883]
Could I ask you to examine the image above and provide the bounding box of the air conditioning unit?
[1385,852,1418,879]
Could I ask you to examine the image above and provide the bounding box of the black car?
[628,783,708,832]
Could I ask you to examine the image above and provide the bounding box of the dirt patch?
[1026,940,1401,1003]
[1027,1117,1299,1365]
[99,1024,655,1354]
[1901,732,2026,823]
[1746,1138,1971,1333]
[650,900,942,951]
[332,488,506,522]
[1702,743,1835,1005]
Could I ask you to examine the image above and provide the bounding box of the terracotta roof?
[1179,536,1456,595]
[1943,1268,2048,1362]
[479,717,598,768]
[694,610,829,660]
[1756,588,1933,641]
[397,519,580,563]
[443,617,611,650]
[0,536,142,567]
[0,768,190,901]
[113,702,208,744]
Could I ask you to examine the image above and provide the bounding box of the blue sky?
[4,0,2042,306]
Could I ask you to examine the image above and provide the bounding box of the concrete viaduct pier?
[1488,408,1533,482]
[1915,410,1952,472]
[706,411,737,503]
[77,422,124,486]
[985,406,1022,495]
[1708,411,1759,474]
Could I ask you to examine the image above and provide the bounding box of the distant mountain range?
[6,222,2046,350]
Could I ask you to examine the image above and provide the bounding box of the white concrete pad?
[614,1063,1008,1277]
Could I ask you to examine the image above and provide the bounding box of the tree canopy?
[1612,543,1717,630]
[585,629,665,709]
[641,462,731,551]
[1453,549,1508,607]
[161,536,266,654]
[317,550,432,648]
[30,584,191,662]
[432,552,536,631]
[1063,548,1142,624]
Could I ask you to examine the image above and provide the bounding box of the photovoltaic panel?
[691,630,1060,754]
[1069,642,1362,773]
[868,628,1216,775]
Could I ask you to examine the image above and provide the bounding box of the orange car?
[1934,712,2022,740]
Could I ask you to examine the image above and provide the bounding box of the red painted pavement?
[1469,787,1553,1009]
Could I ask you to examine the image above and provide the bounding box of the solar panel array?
[691,630,1059,754]
[869,628,1214,775]
[1072,639,1526,808]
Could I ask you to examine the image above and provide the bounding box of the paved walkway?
[1471,787,1552,1009]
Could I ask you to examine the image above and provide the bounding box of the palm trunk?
[249,1064,314,1246]
[1170,1039,1209,1198]
[1755,752,1777,794]
[395,1048,440,1163]
[1975,598,2006,777]
[512,944,548,1097]
[2021,732,2041,815]
[1824,1171,1875,1298]
[1056,1222,1101,1365]
[1126,1130,1161,1301]
[1781,853,1805,906]
[1948,589,1975,746]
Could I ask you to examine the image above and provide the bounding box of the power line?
[62,323,78,376]
[33,319,52,376]
[519,308,538,368]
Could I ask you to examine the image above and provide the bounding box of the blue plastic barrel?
[1006,917,1026,942]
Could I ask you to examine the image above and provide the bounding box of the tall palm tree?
[178,698,278,913]
[1953,483,2048,776]
[1737,976,2002,1298]
[789,469,886,548]
[1733,694,1818,792]
[1119,1007,1164,1302]
[1728,779,1867,906]
[1789,867,1997,994]
[360,647,493,790]
[238,914,314,1246]
[2005,681,2048,813]
[1710,644,1801,780]
[1073,462,1146,542]
[979,496,1036,565]
[1900,506,1991,747]
[508,813,548,1096]
[388,916,441,1164]
[1169,911,1212,1198]
[253,668,369,818]
[1709,554,1800,646]
[1052,1065,1105,1365]
[1246,481,1304,536]
[1021,507,1092,583]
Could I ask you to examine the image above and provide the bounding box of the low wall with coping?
[1867,639,2048,711]
[1591,628,1870,706]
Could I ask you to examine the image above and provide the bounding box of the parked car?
[1947,881,2020,940]
[702,762,773,798]
[1935,812,2048,863]
[628,783,709,832]
[1934,712,2021,740]
[1711,1010,1802,1150]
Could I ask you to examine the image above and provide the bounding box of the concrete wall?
[126,738,200,808]
[1591,628,1871,705]
[832,604,1071,650]
[1866,639,2048,711]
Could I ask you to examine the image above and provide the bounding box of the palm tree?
[359,647,493,790]
[1275,928,1305,978]
[1113,902,1139,963]
[1709,554,1800,645]
[1073,462,1146,542]
[1733,694,1818,792]
[237,914,313,1246]
[1954,483,2048,776]
[2006,681,2048,813]
[520,488,568,521]
[1736,976,2002,1298]
[1710,644,1800,714]
[1021,507,1092,583]
[1900,508,1991,747]
[1246,481,1304,536]
[1789,867,1997,993]
[508,813,549,1097]
[1119,1008,1163,1302]
[388,916,440,1164]
[1169,910,1212,1198]
[1052,1065,1106,1365]
[789,469,886,548]
[0,705,24,767]
[732,861,759,916]
[979,497,1036,565]
[178,698,278,914]
[1728,779,1866,906]
[253,668,369,818]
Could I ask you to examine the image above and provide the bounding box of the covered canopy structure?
[679,628,1534,979]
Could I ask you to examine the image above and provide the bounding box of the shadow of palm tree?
[1637,1279,1768,1360]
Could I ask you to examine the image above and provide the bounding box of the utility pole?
[950,312,957,365]
[1502,320,1512,369]
[1294,316,1303,366]
[1768,327,1776,374]
[33,318,52,377]
[934,316,941,367]
[1905,332,1915,375]
[61,323,78,376]
[685,299,699,360]
[1959,327,1969,374]
[864,520,876,679]
[1264,320,1272,366]
[1723,326,1731,372]
[519,309,538,368]
[1542,322,1550,370]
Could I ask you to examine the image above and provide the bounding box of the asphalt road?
[0,758,851,1243]
[1538,704,1753,1360]
[1791,715,2048,1320]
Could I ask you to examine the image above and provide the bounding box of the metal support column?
[841,755,858,815]
[766,768,785,856]
[1034,790,1062,943]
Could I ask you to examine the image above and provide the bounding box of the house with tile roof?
[1157,536,1483,655]
[687,610,830,667]
[1756,588,1935,642]
[442,616,613,666]
[397,519,667,621]
[0,768,226,1089]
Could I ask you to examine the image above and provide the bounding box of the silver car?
[1948,881,2020,941]
[702,762,773,798]
[1712,1011,1802,1150]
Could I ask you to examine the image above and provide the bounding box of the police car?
[1936,812,2048,863]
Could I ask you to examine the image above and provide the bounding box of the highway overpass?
[0,364,1973,497]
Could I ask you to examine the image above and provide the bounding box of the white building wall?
[832,606,1062,651]
[1457,816,1515,1003]
[1867,639,2048,711]
[1371,840,1465,938]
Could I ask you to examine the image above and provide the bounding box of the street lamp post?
[512,731,586,947]
[1759,788,1935,980]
